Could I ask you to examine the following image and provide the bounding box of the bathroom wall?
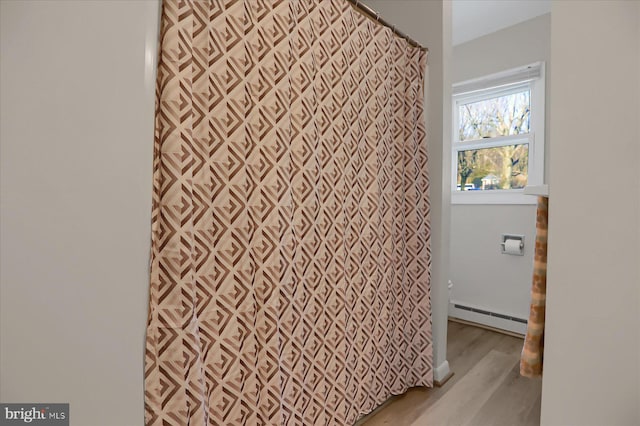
[449,14,551,332]
[0,1,159,424]
[541,1,640,424]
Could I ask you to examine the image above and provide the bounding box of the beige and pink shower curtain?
[145,1,432,424]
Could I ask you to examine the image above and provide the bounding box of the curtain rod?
[345,0,428,52]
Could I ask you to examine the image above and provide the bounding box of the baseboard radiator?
[453,303,528,325]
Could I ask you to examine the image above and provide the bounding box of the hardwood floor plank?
[446,322,485,359]
[409,350,515,426]
[356,388,432,426]
[467,362,542,426]
[491,332,526,356]
[523,393,542,426]
[359,321,541,426]
[358,329,503,426]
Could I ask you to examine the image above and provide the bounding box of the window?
[452,63,545,204]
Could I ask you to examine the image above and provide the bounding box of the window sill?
[523,184,549,196]
[451,190,538,205]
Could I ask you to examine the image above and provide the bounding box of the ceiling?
[452,0,551,46]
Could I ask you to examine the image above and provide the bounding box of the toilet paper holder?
[501,234,524,256]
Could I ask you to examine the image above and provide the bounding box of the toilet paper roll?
[504,239,522,255]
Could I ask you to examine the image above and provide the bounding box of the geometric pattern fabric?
[145,1,432,424]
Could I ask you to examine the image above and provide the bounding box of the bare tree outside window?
[456,90,530,190]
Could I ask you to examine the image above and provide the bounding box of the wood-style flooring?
[357,321,542,426]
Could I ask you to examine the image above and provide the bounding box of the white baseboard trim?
[449,317,524,339]
[433,360,451,382]
[449,301,528,335]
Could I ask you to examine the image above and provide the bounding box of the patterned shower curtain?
[144,1,432,424]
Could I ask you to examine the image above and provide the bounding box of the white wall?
[541,1,640,425]
[0,1,159,424]
[449,14,550,332]
[363,0,452,381]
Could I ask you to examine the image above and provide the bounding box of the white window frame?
[451,62,546,205]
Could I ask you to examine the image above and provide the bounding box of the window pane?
[458,91,530,141]
[456,144,528,191]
